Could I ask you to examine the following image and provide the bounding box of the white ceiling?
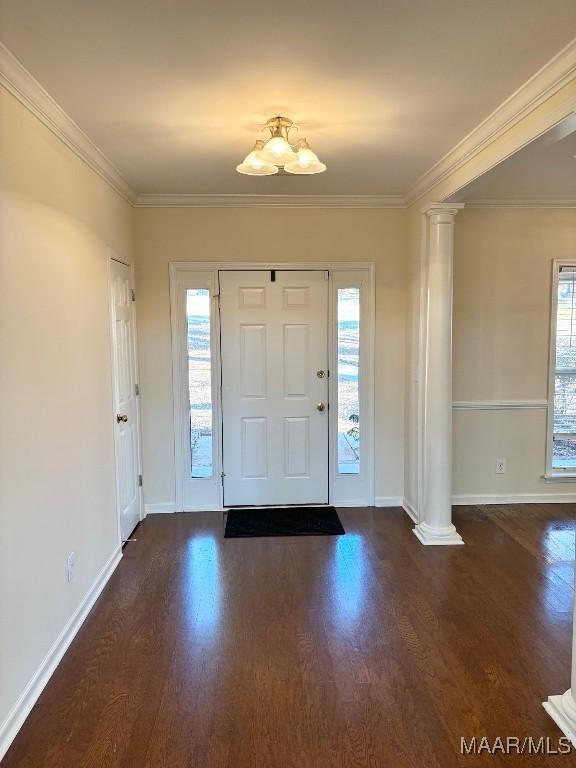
[1,0,575,196]
[449,115,576,201]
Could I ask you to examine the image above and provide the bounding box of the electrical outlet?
[495,458,506,474]
[66,552,75,583]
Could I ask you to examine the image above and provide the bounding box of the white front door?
[220,270,329,506]
[110,259,141,540]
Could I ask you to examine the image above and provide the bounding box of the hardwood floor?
[3,505,575,767]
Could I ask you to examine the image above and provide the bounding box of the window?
[187,288,213,478]
[549,265,576,472]
[337,287,360,474]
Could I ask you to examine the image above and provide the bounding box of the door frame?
[169,261,375,511]
[107,252,144,545]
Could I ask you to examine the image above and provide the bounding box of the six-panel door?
[220,271,329,506]
[111,260,140,540]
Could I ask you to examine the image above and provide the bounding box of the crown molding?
[133,194,406,208]
[4,33,575,212]
[465,197,576,208]
[405,37,576,206]
[0,42,135,203]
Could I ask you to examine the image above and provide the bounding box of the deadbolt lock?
[317,370,327,378]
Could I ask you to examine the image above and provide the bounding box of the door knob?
[317,370,327,379]
[116,414,128,423]
[317,402,326,412]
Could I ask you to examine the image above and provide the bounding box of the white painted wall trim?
[402,498,419,523]
[406,37,576,205]
[466,198,576,209]
[144,502,177,514]
[171,261,376,272]
[0,546,122,762]
[169,261,376,512]
[453,493,576,505]
[374,496,404,508]
[452,399,548,410]
[0,43,135,203]
[134,194,406,208]
[4,34,575,213]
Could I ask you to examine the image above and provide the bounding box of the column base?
[543,690,576,748]
[413,521,464,546]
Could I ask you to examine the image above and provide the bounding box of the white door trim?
[108,253,144,543]
[169,261,375,511]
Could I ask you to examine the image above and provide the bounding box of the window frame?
[329,271,374,504]
[545,259,576,478]
[171,269,224,511]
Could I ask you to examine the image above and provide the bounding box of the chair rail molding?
[0,42,135,203]
[452,399,548,410]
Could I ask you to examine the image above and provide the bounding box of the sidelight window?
[337,287,360,474]
[187,288,213,478]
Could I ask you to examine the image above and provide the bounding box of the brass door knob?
[116,414,128,423]
[317,402,326,412]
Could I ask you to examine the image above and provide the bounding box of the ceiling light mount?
[236,115,326,177]
[266,115,295,133]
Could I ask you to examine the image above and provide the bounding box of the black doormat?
[224,506,345,538]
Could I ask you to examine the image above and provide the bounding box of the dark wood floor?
[4,505,576,767]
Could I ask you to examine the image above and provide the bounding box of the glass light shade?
[284,142,326,174]
[258,134,297,166]
[236,141,278,176]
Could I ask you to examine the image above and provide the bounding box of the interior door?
[110,259,141,540]
[220,270,329,506]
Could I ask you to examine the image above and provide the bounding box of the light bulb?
[284,139,326,175]
[258,134,297,166]
[236,141,278,176]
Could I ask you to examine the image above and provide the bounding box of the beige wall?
[453,207,576,497]
[0,86,133,735]
[133,207,408,507]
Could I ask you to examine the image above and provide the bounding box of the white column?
[414,204,464,546]
[543,570,576,747]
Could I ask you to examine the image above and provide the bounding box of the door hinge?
[221,471,226,486]
[138,474,143,487]
[135,383,140,396]
[131,288,136,302]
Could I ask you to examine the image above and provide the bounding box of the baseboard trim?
[453,493,576,505]
[147,501,413,512]
[144,502,177,514]
[374,496,404,508]
[402,498,419,523]
[0,546,122,762]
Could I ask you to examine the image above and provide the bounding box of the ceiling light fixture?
[236,116,326,176]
